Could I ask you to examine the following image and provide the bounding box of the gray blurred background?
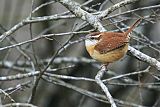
[0,0,160,107]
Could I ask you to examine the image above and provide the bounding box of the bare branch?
[56,0,106,32]
[56,0,160,71]
[0,89,15,103]
[98,0,141,19]
[129,46,160,70]
[0,0,160,106]
[43,75,146,107]
[95,66,117,107]
[3,103,37,107]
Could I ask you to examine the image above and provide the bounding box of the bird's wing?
[94,32,129,54]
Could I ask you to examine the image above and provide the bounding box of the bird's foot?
[100,63,109,72]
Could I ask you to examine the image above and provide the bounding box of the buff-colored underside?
[86,44,128,63]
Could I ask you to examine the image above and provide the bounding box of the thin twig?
[29,35,74,103]
[3,103,37,107]
[98,0,141,19]
[0,89,15,103]
[95,66,117,107]
[43,75,146,107]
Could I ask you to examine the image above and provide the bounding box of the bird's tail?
[125,18,142,36]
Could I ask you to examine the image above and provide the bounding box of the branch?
[95,66,117,107]
[98,0,141,19]
[129,46,160,70]
[0,0,94,41]
[43,75,146,107]
[57,0,106,32]
[0,31,91,51]
[0,89,15,103]
[56,0,160,71]
[2,81,31,94]
[55,0,160,106]
[0,65,74,81]
[29,36,74,103]
[0,71,39,81]
[3,103,37,107]
[0,57,96,68]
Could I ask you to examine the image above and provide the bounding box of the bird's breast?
[86,43,129,63]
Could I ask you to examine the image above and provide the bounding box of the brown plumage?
[94,32,129,54]
[85,18,142,63]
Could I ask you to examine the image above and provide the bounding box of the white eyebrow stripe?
[92,34,100,38]
[85,39,98,46]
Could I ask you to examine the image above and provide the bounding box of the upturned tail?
[125,18,142,36]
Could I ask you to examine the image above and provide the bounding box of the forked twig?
[95,66,117,107]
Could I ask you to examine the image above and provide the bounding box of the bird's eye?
[90,37,95,40]
[87,36,94,40]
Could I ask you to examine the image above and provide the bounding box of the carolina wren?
[85,18,141,65]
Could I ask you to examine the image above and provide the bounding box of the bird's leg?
[104,63,109,68]
[101,63,109,72]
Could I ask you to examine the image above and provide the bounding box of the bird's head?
[85,32,101,46]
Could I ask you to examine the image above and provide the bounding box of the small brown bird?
[85,18,141,65]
